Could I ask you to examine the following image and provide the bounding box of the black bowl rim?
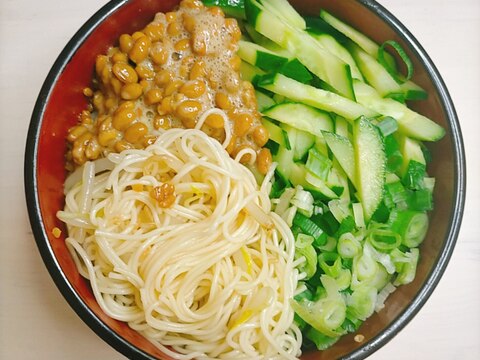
[24,1,466,359]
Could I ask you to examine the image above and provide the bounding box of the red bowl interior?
[27,0,464,359]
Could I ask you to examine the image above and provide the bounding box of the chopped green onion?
[384,181,408,209]
[306,327,340,350]
[367,225,402,252]
[306,148,332,180]
[341,317,363,333]
[389,209,429,247]
[371,201,390,223]
[402,160,426,190]
[384,135,403,173]
[335,215,355,237]
[291,275,347,338]
[377,40,414,84]
[352,203,365,228]
[291,186,315,217]
[407,188,433,211]
[317,235,337,252]
[328,199,350,223]
[296,233,314,248]
[295,243,318,280]
[346,286,377,321]
[353,248,378,281]
[393,248,419,285]
[377,116,398,137]
[337,232,362,259]
[318,252,342,278]
[293,212,327,246]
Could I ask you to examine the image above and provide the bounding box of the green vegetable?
[237,1,444,350]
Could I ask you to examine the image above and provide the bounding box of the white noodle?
[58,129,302,359]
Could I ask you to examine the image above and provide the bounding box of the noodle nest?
[58,129,302,359]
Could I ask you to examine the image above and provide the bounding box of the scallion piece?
[318,252,342,278]
[402,160,426,190]
[306,148,332,180]
[346,286,377,321]
[295,243,318,280]
[384,135,403,173]
[389,209,429,247]
[407,188,433,211]
[377,116,398,137]
[377,40,414,84]
[393,248,420,285]
[293,212,327,246]
[306,327,339,350]
[337,232,362,259]
[384,181,408,209]
[367,226,402,252]
[291,275,347,338]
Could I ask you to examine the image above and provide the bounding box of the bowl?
[24,0,466,359]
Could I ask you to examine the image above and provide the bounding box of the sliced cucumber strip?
[258,73,377,121]
[348,42,401,97]
[353,80,445,141]
[353,117,386,221]
[245,0,355,99]
[238,40,289,71]
[263,102,333,136]
[240,61,264,82]
[258,0,305,29]
[261,117,290,149]
[310,33,364,80]
[255,90,276,112]
[320,9,396,70]
[323,131,356,186]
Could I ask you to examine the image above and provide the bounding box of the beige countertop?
[1,0,479,359]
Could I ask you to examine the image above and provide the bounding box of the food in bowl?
[54,0,448,358]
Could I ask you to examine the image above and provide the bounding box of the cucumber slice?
[320,10,396,70]
[274,145,294,180]
[238,40,289,71]
[202,0,246,19]
[243,23,292,56]
[255,90,275,112]
[348,42,401,97]
[353,80,445,141]
[263,102,333,136]
[245,0,355,99]
[258,73,377,121]
[258,0,305,29]
[400,80,428,100]
[261,117,290,149]
[323,131,356,186]
[240,61,264,82]
[395,134,426,175]
[353,117,386,221]
[310,33,364,80]
[334,116,350,138]
[283,126,316,161]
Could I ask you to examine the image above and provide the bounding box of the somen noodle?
[57,128,303,359]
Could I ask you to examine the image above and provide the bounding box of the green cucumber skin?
[353,117,386,221]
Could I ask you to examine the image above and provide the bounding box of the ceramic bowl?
[25,1,466,359]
